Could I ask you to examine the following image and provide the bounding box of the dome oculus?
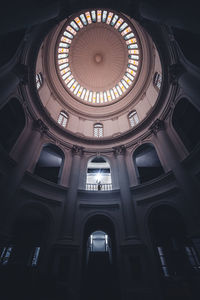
[56,10,140,105]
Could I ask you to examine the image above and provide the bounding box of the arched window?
[172,98,200,151]
[34,144,64,184]
[128,110,139,128]
[86,156,112,190]
[94,123,103,138]
[36,72,43,90]
[133,144,164,184]
[58,111,68,128]
[153,72,162,89]
[0,98,25,152]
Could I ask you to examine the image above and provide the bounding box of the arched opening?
[34,144,64,184]
[172,98,200,151]
[133,143,164,184]
[86,156,112,190]
[81,215,120,300]
[0,98,25,152]
[0,206,50,298]
[149,205,200,299]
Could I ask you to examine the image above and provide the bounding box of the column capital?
[169,63,185,85]
[33,119,48,134]
[71,145,84,156]
[149,119,165,135]
[113,145,126,156]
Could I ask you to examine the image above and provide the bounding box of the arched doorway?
[81,215,121,300]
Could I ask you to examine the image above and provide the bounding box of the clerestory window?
[36,72,43,90]
[58,111,68,128]
[128,110,139,128]
[94,123,103,137]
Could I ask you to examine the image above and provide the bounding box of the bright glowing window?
[36,72,43,90]
[153,72,162,89]
[58,111,68,128]
[128,110,139,127]
[94,123,103,137]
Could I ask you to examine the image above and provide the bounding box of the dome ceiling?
[56,9,141,105]
[35,8,162,141]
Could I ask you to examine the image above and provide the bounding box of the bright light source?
[95,172,102,183]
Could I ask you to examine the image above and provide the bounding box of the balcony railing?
[86,183,112,191]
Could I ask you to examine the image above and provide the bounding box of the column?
[0,64,28,109]
[60,145,83,240]
[150,119,200,219]
[114,146,138,240]
[0,119,48,234]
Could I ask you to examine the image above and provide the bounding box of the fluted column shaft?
[61,146,83,239]
[114,146,138,239]
[150,119,200,220]
[0,119,47,233]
